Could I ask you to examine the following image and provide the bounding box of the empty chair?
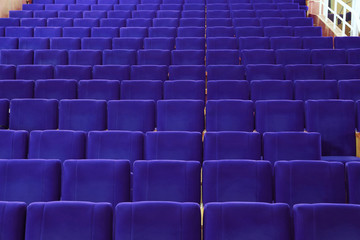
[179,18,205,27]
[0,201,26,240]
[73,18,99,27]
[294,26,322,36]
[251,80,292,101]
[55,65,92,80]
[9,10,33,18]
[264,26,293,37]
[281,9,306,17]
[206,37,237,49]
[232,10,256,18]
[20,18,46,27]
[50,38,81,50]
[120,27,148,37]
[47,18,73,27]
[0,80,34,99]
[112,37,143,50]
[26,202,112,240]
[263,132,321,163]
[136,4,159,10]
[0,18,20,27]
[348,49,360,64]
[324,64,360,80]
[0,159,61,204]
[206,27,234,37]
[137,50,171,65]
[238,37,270,50]
[171,50,205,65]
[204,131,261,160]
[132,10,156,18]
[334,36,360,49]
[92,4,113,10]
[246,64,284,80]
[92,27,119,38]
[33,10,58,18]
[275,160,346,206]
[294,203,360,240]
[276,49,311,64]
[206,100,253,131]
[93,65,130,81]
[204,202,291,240]
[233,18,260,27]
[157,10,181,17]
[63,27,91,38]
[207,65,245,80]
[241,49,275,65]
[207,18,233,27]
[5,27,32,37]
[108,100,155,132]
[35,79,77,100]
[145,131,202,161]
[175,37,205,50]
[1,49,33,65]
[62,159,130,206]
[302,36,333,49]
[87,131,144,166]
[59,100,107,131]
[133,160,201,202]
[34,50,67,65]
[115,202,200,240]
[311,49,347,64]
[69,50,102,66]
[177,27,205,37]
[182,10,205,18]
[305,100,356,157]
[230,3,253,10]
[339,80,360,101]
[131,65,168,80]
[103,50,136,65]
[260,17,287,27]
[203,160,272,204]
[108,10,131,18]
[287,17,313,26]
[168,65,205,81]
[164,80,204,100]
[100,19,126,28]
[346,162,360,204]
[153,18,179,27]
[207,80,249,100]
[0,37,18,50]
[0,99,8,129]
[144,37,175,50]
[148,27,177,37]
[78,80,120,100]
[207,50,239,65]
[69,4,91,10]
[28,130,86,161]
[121,80,163,102]
[270,37,302,49]
[19,37,49,50]
[0,65,16,80]
[294,80,338,100]
[0,130,28,159]
[58,10,83,18]
[9,99,58,131]
[16,65,54,80]
[34,27,62,37]
[207,10,230,18]
[82,38,112,50]
[83,10,107,18]
[235,26,264,37]
[157,100,204,132]
[285,64,323,80]
[256,100,304,133]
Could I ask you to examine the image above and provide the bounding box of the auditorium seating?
[133,160,201,202]
[114,201,200,240]
[203,160,272,203]
[204,202,291,240]
[62,159,130,206]
[1,1,360,238]
[26,201,113,240]
[294,204,360,240]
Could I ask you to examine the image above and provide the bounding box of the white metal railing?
[311,0,359,36]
